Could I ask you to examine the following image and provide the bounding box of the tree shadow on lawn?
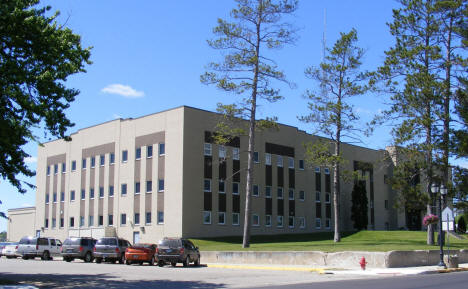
[0,272,226,289]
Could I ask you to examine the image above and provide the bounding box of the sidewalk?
[206,262,468,276]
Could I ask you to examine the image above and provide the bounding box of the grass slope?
[191,231,468,252]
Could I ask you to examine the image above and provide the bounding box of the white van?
[17,236,62,260]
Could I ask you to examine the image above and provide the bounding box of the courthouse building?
[8,106,409,243]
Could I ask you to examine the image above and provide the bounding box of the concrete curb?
[206,263,326,273]
[422,267,468,274]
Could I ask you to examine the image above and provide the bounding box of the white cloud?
[24,156,37,164]
[101,84,145,98]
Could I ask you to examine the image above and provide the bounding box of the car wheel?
[119,254,125,264]
[64,257,71,262]
[42,251,50,261]
[158,260,164,267]
[183,255,190,267]
[149,256,155,266]
[171,262,177,267]
[95,258,102,264]
[22,256,29,260]
[126,259,131,265]
[84,252,93,263]
[194,256,200,267]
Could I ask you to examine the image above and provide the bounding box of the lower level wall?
[201,250,468,268]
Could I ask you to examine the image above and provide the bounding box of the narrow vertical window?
[159,143,165,156]
[122,150,128,162]
[71,160,76,171]
[121,183,127,196]
[70,190,75,201]
[110,153,115,165]
[121,213,127,225]
[109,185,114,197]
[147,145,153,158]
[135,147,141,160]
[253,151,259,163]
[204,143,212,156]
[277,155,283,167]
[146,212,152,224]
[288,157,294,169]
[100,154,105,166]
[135,182,140,194]
[233,148,240,160]
[82,158,86,169]
[265,153,271,165]
[134,213,140,225]
[90,156,95,168]
[299,160,304,170]
[157,179,163,192]
[158,211,164,224]
[147,180,153,193]
[219,145,226,158]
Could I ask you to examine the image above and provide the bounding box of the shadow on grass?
[0,272,225,288]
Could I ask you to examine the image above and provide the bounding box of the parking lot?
[0,257,365,288]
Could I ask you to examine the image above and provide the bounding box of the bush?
[458,216,466,233]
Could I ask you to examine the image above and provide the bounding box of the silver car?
[93,237,131,264]
[1,242,19,258]
[17,236,62,260]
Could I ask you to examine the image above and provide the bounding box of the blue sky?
[1,0,465,233]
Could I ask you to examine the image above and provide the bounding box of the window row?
[46,143,165,176]
[202,212,331,229]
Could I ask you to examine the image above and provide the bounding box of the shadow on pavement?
[0,272,226,288]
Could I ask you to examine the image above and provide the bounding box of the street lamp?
[431,183,447,268]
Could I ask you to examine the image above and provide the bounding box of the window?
[315,218,321,229]
[135,147,141,160]
[299,190,305,201]
[385,200,389,210]
[159,143,165,156]
[265,215,272,227]
[60,218,64,228]
[100,155,105,166]
[232,183,239,195]
[325,192,331,203]
[98,215,103,226]
[253,151,259,163]
[252,214,260,226]
[90,156,95,168]
[233,148,240,160]
[219,145,226,158]
[288,157,294,169]
[81,189,85,200]
[315,167,321,173]
[299,160,304,170]
[325,218,331,229]
[299,217,306,229]
[253,185,259,197]
[203,211,211,224]
[147,180,153,193]
[54,164,58,174]
[204,143,212,156]
[288,216,294,228]
[218,180,225,193]
[316,191,321,202]
[110,153,115,165]
[122,150,128,162]
[99,187,104,198]
[89,188,94,199]
[45,193,49,204]
[288,188,294,200]
[134,213,140,225]
[277,216,283,227]
[157,211,164,224]
[70,217,75,227]
[146,212,152,224]
[60,191,65,202]
[47,166,50,176]
[80,216,84,227]
[62,162,66,173]
[52,218,56,228]
[147,145,153,158]
[265,153,271,165]
[45,218,49,228]
[204,179,211,192]
[135,182,140,194]
[158,179,164,192]
[53,192,57,203]
[324,168,330,174]
[109,185,114,197]
[121,183,127,196]
[121,214,127,225]
[265,186,272,198]
[218,212,226,225]
[108,214,114,226]
[70,190,75,202]
[232,213,240,226]
[71,160,76,171]
[88,215,94,227]
[370,200,374,209]
[277,155,283,167]
[277,187,283,199]
[82,158,86,169]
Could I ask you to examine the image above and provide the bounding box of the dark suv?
[156,238,200,267]
[93,237,131,264]
[62,237,96,263]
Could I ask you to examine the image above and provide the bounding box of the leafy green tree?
[457,215,466,233]
[0,231,6,242]
[351,181,368,231]
[201,0,297,248]
[0,0,91,217]
[374,0,443,245]
[300,29,370,242]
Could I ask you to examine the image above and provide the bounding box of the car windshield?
[19,237,36,245]
[158,239,179,248]
[96,238,117,246]
[63,238,80,245]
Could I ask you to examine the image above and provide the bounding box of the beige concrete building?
[7,207,36,242]
[8,106,408,243]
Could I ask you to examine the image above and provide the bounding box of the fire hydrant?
[359,257,367,270]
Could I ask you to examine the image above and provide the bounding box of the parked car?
[17,236,62,260]
[0,242,10,256]
[93,237,131,264]
[156,238,200,267]
[125,243,157,266]
[62,237,97,263]
[1,242,19,258]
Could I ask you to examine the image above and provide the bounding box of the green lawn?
[190,231,468,252]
